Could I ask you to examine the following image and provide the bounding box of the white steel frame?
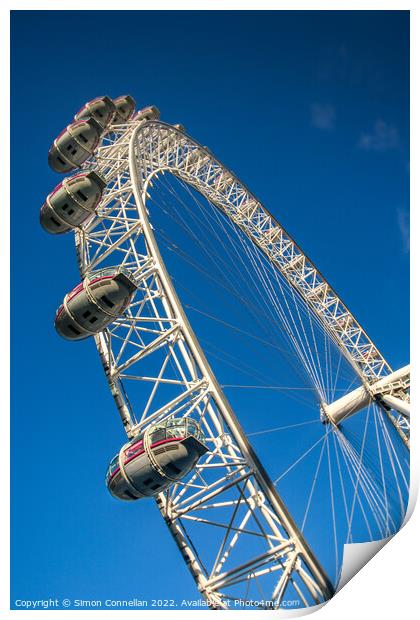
[72,118,409,608]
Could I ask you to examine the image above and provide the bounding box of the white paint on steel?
[321,364,410,442]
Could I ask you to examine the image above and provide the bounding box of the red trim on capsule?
[107,436,184,483]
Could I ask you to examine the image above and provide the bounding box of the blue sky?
[11,10,409,609]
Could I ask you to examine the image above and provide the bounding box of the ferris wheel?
[41,95,410,610]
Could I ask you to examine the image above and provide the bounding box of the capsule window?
[150,429,165,444]
[124,490,138,500]
[57,156,67,166]
[101,294,114,308]
[167,463,181,475]
[62,203,75,216]
[82,310,91,318]
[50,217,62,228]
[89,316,98,324]
[143,478,153,486]
[79,133,88,144]
[68,324,81,335]
[76,189,88,202]
[150,483,160,491]
[66,144,78,156]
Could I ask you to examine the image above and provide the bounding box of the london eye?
[40,94,410,610]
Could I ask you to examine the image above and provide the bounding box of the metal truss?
[73,118,408,607]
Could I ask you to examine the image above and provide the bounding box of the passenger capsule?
[40,171,106,234]
[132,105,160,122]
[173,124,185,132]
[74,96,116,129]
[106,417,208,501]
[55,267,137,340]
[48,118,103,173]
[113,95,136,123]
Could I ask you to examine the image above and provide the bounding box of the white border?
[3,2,417,619]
